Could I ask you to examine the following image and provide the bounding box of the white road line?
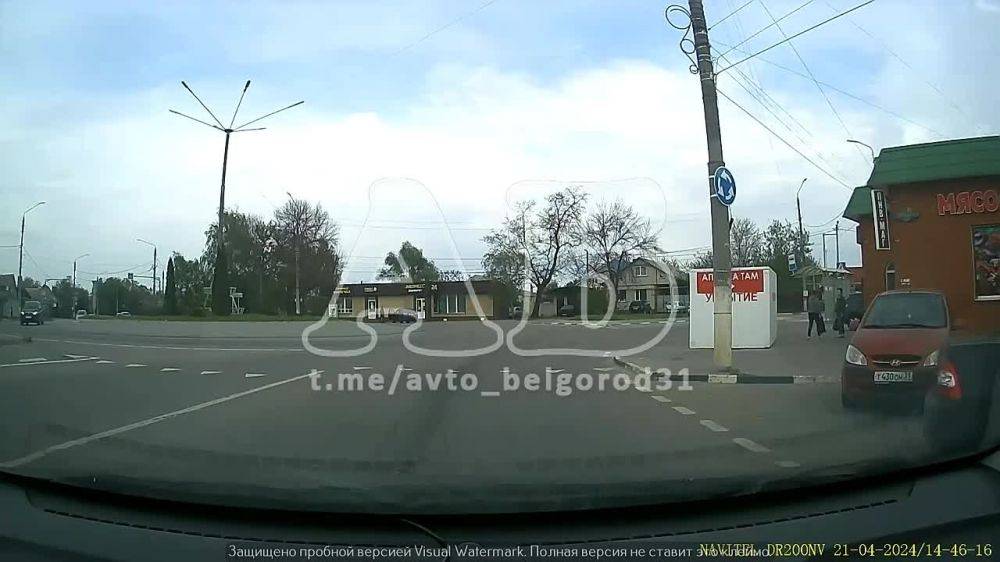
[63,354,89,359]
[699,419,729,432]
[35,338,303,353]
[353,366,372,371]
[245,373,267,378]
[547,368,564,373]
[1,356,97,369]
[160,368,180,373]
[776,460,801,468]
[672,406,696,415]
[0,369,323,469]
[200,370,221,375]
[733,437,771,453]
[593,367,615,372]
[18,358,47,363]
[96,360,114,364]
[649,395,671,403]
[125,364,147,368]
[480,391,500,397]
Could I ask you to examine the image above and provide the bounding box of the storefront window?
[972,224,1000,301]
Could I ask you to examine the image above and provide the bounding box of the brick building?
[842,136,999,334]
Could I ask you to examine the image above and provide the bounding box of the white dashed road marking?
[353,366,372,370]
[96,360,114,364]
[650,395,671,403]
[699,419,729,432]
[245,373,267,378]
[125,364,147,368]
[200,371,221,375]
[63,354,89,359]
[1,356,97,369]
[776,460,801,468]
[480,391,500,397]
[733,437,771,453]
[0,369,324,469]
[160,368,180,373]
[18,358,47,363]
[672,406,696,415]
[593,367,615,372]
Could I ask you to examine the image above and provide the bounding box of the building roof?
[842,136,1000,221]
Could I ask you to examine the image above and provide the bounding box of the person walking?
[807,289,825,338]
[834,288,847,338]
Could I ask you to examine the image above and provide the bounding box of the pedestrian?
[834,288,847,338]
[806,289,822,338]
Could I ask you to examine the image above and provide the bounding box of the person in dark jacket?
[806,289,826,338]
[833,288,847,338]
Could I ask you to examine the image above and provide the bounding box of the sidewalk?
[615,321,848,384]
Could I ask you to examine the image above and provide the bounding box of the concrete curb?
[612,356,835,385]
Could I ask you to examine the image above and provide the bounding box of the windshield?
[863,293,948,329]
[2,0,999,528]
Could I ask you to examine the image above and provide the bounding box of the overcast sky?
[2,0,997,286]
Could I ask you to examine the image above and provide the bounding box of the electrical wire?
[709,0,757,30]
[716,0,815,60]
[717,0,877,74]
[393,0,500,55]
[716,87,852,190]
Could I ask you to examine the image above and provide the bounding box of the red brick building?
[842,136,999,335]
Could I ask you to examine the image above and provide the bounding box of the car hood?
[852,327,949,357]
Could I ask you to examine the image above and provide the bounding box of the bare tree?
[730,217,765,267]
[274,196,338,314]
[582,199,660,295]
[482,186,587,318]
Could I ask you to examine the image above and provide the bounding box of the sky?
[2,0,998,287]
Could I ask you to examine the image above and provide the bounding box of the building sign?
[871,189,891,251]
[937,190,1000,216]
[695,269,765,301]
[973,224,1000,301]
[363,286,378,293]
[405,284,424,294]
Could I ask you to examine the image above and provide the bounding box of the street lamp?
[136,238,157,294]
[846,139,876,163]
[72,253,89,317]
[17,201,46,313]
[795,179,808,312]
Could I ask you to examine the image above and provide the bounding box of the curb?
[612,356,835,385]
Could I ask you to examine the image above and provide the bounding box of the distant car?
[846,292,865,324]
[20,301,45,325]
[557,304,576,317]
[511,305,523,317]
[841,290,950,411]
[116,311,131,317]
[665,302,689,315]
[386,309,418,323]
[628,300,652,314]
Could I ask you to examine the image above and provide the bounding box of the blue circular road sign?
[714,166,736,206]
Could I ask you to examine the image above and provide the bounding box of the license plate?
[874,371,913,383]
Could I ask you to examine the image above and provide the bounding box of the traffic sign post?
[713,166,736,206]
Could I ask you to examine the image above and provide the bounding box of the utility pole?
[137,239,157,294]
[835,220,841,267]
[796,178,807,312]
[689,0,733,371]
[287,192,302,315]
[822,231,827,268]
[17,201,45,314]
[72,253,89,314]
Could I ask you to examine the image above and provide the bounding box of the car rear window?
[863,293,948,329]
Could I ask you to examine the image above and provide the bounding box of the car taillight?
[936,360,962,400]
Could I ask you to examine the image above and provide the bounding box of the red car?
[841,290,950,410]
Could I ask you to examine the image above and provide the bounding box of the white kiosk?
[689,266,777,349]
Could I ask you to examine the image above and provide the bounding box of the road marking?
[699,419,729,432]
[593,367,615,372]
[547,368,564,373]
[707,373,738,384]
[63,354,89,359]
[480,391,500,397]
[650,395,671,403]
[245,373,267,378]
[160,368,180,373]
[1,356,97,369]
[353,366,372,370]
[96,360,114,364]
[0,369,324,469]
[776,460,801,468]
[672,406,696,415]
[125,364,147,368]
[18,358,47,363]
[200,370,221,375]
[733,437,771,453]
[35,338,303,353]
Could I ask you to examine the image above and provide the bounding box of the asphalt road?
[0,316,936,513]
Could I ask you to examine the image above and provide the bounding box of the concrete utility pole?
[689,0,733,370]
[72,253,89,313]
[835,220,840,267]
[796,178,807,310]
[17,201,45,314]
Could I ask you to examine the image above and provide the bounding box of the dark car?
[557,304,576,317]
[386,309,418,323]
[628,300,652,314]
[19,301,45,326]
[923,337,1000,454]
[841,290,950,410]
[845,291,864,323]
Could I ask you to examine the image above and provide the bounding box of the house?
[24,285,57,312]
[610,257,689,312]
[0,274,15,318]
[330,279,505,320]
[841,135,999,333]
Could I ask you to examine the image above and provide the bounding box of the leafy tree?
[163,257,177,314]
[273,196,340,315]
[378,241,441,282]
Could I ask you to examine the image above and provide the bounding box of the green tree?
[163,257,177,314]
[378,241,441,282]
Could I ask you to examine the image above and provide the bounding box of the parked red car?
[841,290,950,410]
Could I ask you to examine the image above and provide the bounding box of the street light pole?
[170,80,303,316]
[137,239,157,294]
[17,201,45,314]
[846,139,876,163]
[796,178,807,311]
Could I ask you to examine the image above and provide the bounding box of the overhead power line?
[394,0,500,55]
[709,0,757,30]
[716,87,852,190]
[717,0,877,74]
[716,0,815,60]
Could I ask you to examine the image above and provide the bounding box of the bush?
[191,307,206,317]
